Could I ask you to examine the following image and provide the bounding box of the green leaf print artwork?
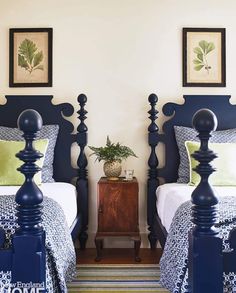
[18,39,44,74]
[193,40,215,73]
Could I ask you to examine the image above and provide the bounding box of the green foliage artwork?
[18,39,44,74]
[193,40,215,73]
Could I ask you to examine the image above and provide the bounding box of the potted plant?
[89,136,137,180]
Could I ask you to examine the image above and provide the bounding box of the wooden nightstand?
[95,177,141,262]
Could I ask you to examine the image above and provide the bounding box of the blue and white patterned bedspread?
[0,195,76,293]
[160,196,236,293]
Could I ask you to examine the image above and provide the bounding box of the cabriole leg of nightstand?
[95,236,103,262]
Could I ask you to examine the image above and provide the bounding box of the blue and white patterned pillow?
[174,126,236,183]
[0,125,59,183]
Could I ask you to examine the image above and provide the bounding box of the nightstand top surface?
[98,177,137,184]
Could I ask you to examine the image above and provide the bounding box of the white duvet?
[0,182,77,227]
[156,183,236,232]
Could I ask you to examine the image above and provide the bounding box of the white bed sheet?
[156,183,236,232]
[0,182,77,228]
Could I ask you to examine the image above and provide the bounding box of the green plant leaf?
[194,64,204,71]
[193,47,202,55]
[18,54,29,69]
[89,137,137,163]
[18,39,44,74]
[193,59,203,65]
[18,39,37,65]
[33,51,43,67]
[197,53,203,62]
[199,40,208,53]
[206,42,215,54]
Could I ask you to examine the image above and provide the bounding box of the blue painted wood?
[0,95,89,247]
[0,109,46,291]
[76,94,88,249]
[188,109,223,293]
[147,94,236,248]
[147,93,160,249]
[1,250,12,272]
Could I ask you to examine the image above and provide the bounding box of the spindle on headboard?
[189,109,223,293]
[76,93,88,249]
[147,93,159,249]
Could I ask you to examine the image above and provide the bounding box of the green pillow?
[185,141,236,186]
[0,139,49,186]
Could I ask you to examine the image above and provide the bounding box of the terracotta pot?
[103,160,122,180]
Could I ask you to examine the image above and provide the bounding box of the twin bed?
[0,94,88,292]
[147,94,236,292]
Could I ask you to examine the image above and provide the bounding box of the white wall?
[1,0,236,247]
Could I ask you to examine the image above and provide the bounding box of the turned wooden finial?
[189,109,223,293]
[148,93,159,180]
[76,94,88,250]
[77,94,88,180]
[147,93,159,249]
[77,94,88,133]
[191,109,218,234]
[15,109,44,235]
[10,109,46,287]
[148,93,159,133]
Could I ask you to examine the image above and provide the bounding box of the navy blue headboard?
[151,95,235,183]
[0,95,77,183]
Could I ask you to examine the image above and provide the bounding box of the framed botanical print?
[9,28,53,87]
[183,28,226,87]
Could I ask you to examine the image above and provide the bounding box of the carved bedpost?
[189,109,223,293]
[147,93,159,249]
[12,110,46,291]
[76,94,88,250]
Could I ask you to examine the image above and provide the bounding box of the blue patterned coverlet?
[160,196,236,293]
[0,195,76,293]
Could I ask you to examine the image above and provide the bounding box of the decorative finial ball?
[78,94,87,104]
[192,108,218,133]
[148,93,158,104]
[17,109,43,133]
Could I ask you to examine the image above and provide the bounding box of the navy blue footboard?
[189,109,236,292]
[188,109,223,292]
[0,109,46,292]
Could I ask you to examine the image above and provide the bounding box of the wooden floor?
[76,248,162,264]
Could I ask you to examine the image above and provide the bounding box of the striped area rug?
[67,264,170,292]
